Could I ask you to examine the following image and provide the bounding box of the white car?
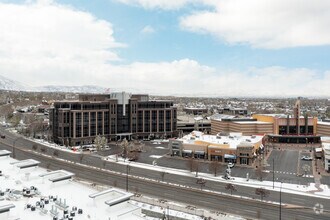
[301,156,312,161]
[227,162,235,168]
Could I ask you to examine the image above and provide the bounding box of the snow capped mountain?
[0,75,29,91]
[0,75,106,93]
[35,85,107,94]
[0,74,147,94]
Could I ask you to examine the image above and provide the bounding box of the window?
[159,111,164,132]
[144,111,150,132]
[138,111,143,132]
[111,118,116,134]
[104,112,109,135]
[90,112,96,136]
[75,112,82,137]
[152,111,157,132]
[97,112,103,135]
[83,112,89,137]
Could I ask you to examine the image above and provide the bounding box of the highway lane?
[2,131,329,209]
[2,132,329,209]
[1,141,330,220]
[0,129,329,213]
[5,144,329,220]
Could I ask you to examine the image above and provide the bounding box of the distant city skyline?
[0,0,330,97]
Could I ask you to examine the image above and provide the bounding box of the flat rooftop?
[177,114,210,124]
[318,121,330,126]
[180,131,263,149]
[0,157,144,220]
[255,114,314,119]
[233,121,273,124]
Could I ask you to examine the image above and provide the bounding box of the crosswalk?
[274,170,296,175]
[266,170,314,178]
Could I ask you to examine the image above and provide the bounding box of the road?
[1,130,329,219]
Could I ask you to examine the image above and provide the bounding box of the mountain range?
[0,74,138,94]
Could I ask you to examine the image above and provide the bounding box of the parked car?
[301,156,312,161]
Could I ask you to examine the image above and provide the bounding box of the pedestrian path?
[265,170,314,178]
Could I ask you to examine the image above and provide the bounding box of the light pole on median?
[279,181,282,220]
[12,136,23,159]
[272,158,275,189]
[126,162,131,192]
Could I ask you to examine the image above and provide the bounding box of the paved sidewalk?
[309,154,323,193]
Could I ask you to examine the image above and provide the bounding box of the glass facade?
[51,98,177,146]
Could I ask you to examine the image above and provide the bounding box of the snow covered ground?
[1,155,242,220]
[106,155,330,199]
[0,156,144,220]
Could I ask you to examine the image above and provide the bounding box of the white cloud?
[1,1,330,97]
[106,64,330,97]
[140,25,155,34]
[115,0,195,10]
[180,0,330,49]
[0,0,124,86]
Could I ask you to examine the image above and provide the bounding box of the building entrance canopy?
[182,150,193,154]
[224,154,236,159]
[195,151,205,155]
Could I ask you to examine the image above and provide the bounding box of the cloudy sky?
[0,0,330,97]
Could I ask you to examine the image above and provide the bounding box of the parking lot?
[266,149,314,185]
[96,140,170,164]
[92,141,319,185]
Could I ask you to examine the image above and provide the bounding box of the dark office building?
[50,92,177,146]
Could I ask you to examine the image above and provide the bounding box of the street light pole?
[12,137,22,159]
[126,164,129,192]
[279,182,282,220]
[273,158,275,189]
[126,162,131,192]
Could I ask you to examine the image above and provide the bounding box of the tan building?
[211,118,273,136]
[317,121,330,136]
[169,131,263,165]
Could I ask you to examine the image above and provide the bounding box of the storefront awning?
[195,151,205,155]
[224,154,236,159]
[182,150,193,154]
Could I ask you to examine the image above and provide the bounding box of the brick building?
[50,92,177,146]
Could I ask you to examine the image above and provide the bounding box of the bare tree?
[53,149,59,157]
[196,178,206,190]
[255,157,266,181]
[94,135,108,151]
[209,160,220,177]
[186,157,198,175]
[255,188,270,201]
[127,151,139,161]
[40,146,46,153]
[120,139,129,158]
[302,164,311,176]
[225,183,237,195]
[10,114,20,127]
[32,144,38,151]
